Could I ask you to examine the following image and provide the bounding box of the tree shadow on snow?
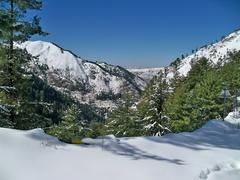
[144,120,240,151]
[98,140,185,165]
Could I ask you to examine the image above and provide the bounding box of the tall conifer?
[0,0,47,127]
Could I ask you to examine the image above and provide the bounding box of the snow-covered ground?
[0,113,240,180]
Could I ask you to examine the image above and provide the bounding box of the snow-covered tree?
[104,93,141,137]
[138,71,171,136]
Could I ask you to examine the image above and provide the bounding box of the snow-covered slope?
[128,67,164,82]
[19,41,146,108]
[175,29,240,76]
[1,113,240,180]
[130,30,240,82]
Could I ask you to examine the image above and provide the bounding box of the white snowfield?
[0,113,240,180]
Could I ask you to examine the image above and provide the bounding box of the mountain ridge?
[171,29,240,77]
[19,41,146,108]
[18,29,240,108]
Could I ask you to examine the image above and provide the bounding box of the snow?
[128,67,164,82]
[129,30,240,81]
[19,41,88,80]
[0,113,240,180]
[15,29,240,109]
[17,41,146,108]
[177,29,240,76]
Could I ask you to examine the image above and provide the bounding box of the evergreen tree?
[164,57,228,132]
[169,68,182,90]
[170,58,181,70]
[138,72,171,136]
[47,105,88,143]
[0,0,47,128]
[104,93,141,137]
[181,54,185,60]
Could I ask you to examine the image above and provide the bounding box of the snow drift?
[0,113,240,180]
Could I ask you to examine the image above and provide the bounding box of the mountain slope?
[128,67,164,82]
[129,30,240,82]
[19,41,146,108]
[173,29,240,77]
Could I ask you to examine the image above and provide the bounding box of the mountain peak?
[19,41,146,108]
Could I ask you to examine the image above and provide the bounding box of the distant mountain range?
[19,29,240,108]
[128,67,164,82]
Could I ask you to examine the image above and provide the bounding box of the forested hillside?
[103,52,240,137]
[0,0,103,135]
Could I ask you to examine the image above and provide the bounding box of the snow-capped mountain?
[19,41,146,108]
[128,67,164,82]
[174,29,240,77]
[18,29,240,108]
[130,30,240,82]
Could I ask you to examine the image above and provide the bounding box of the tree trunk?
[9,0,15,124]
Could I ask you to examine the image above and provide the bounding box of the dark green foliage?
[96,91,121,101]
[0,0,104,130]
[0,0,47,44]
[181,54,185,60]
[0,46,35,127]
[104,93,141,137]
[164,53,240,132]
[137,71,171,136]
[170,58,181,69]
[85,121,104,138]
[47,104,105,142]
[0,0,47,128]
[47,105,88,143]
[15,74,71,129]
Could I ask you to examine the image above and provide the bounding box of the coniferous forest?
[1,0,240,144]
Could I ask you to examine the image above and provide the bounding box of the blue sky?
[33,0,240,68]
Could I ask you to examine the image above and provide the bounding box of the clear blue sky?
[32,0,240,68]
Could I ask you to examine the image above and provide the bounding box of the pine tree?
[170,57,181,69]
[169,68,182,90]
[165,57,221,132]
[181,54,185,60]
[104,93,141,137]
[0,0,47,128]
[138,71,171,136]
[47,105,88,142]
